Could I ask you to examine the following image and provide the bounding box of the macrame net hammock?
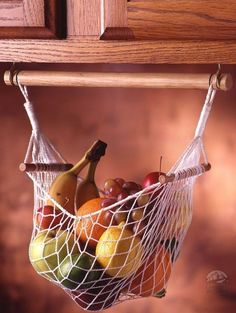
[20,84,216,311]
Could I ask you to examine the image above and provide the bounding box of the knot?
[18,83,40,132]
[24,101,40,132]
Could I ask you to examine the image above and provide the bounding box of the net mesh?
[20,85,216,311]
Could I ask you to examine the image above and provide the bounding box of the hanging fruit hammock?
[8,68,232,312]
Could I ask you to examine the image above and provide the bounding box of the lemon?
[95,222,143,278]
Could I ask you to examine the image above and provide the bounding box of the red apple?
[141,172,166,220]
[142,172,165,189]
[36,205,70,230]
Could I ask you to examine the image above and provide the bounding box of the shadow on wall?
[0,63,236,313]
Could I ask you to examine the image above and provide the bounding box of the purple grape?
[117,191,129,201]
[115,178,125,186]
[123,181,142,192]
[101,198,117,208]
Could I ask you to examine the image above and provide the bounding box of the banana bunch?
[47,140,107,215]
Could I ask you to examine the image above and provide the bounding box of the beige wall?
[0,63,236,313]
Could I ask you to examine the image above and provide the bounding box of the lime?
[57,253,101,290]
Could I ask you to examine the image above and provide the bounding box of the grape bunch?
[100,178,152,238]
[100,172,178,262]
[103,178,141,200]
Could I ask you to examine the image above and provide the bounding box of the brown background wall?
[0,63,236,313]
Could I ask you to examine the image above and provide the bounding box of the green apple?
[57,253,102,290]
[29,229,79,281]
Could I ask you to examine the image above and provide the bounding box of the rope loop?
[18,82,40,132]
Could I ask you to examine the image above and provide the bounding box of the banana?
[75,160,100,209]
[75,140,107,209]
[47,140,107,215]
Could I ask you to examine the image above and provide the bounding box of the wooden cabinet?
[101,0,236,40]
[126,0,236,40]
[0,0,66,39]
[0,0,236,63]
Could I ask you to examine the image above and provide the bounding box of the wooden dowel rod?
[159,163,211,184]
[19,163,73,172]
[4,71,233,91]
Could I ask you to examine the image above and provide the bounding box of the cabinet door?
[101,0,236,40]
[0,0,66,39]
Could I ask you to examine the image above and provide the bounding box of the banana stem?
[68,157,89,175]
[68,140,107,176]
[85,140,107,161]
[86,160,98,182]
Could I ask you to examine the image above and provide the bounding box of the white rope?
[200,140,208,164]
[18,83,67,164]
[24,133,34,163]
[194,85,216,138]
[18,82,29,103]
[18,83,40,132]
[24,102,40,132]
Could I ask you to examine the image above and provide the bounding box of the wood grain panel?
[0,1,24,27]
[23,0,44,26]
[103,0,128,28]
[128,0,236,40]
[101,0,134,39]
[0,0,44,27]
[0,39,236,63]
[67,0,101,38]
[0,0,66,39]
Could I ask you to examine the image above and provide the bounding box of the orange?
[129,245,172,297]
[76,198,112,248]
